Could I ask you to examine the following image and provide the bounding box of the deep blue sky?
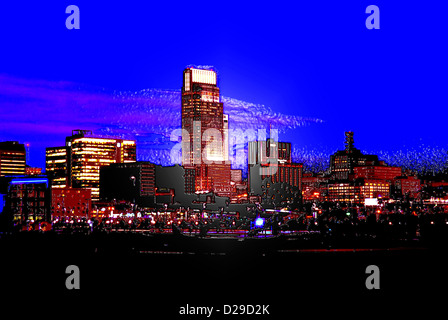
[1,1,447,169]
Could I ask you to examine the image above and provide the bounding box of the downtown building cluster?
[302,132,423,204]
[1,68,448,230]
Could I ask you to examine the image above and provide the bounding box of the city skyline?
[2,2,448,312]
[0,2,446,239]
[0,68,447,177]
[1,1,448,176]
[0,66,430,226]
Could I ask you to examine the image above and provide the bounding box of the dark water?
[1,232,445,317]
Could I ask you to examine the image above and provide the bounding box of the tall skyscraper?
[181,67,231,196]
[0,141,26,176]
[46,130,136,200]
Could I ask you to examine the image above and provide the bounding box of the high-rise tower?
[181,67,231,196]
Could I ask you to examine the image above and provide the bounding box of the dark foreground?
[1,232,446,318]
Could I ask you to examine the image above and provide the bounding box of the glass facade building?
[181,67,231,196]
[46,130,136,201]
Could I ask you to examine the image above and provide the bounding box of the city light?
[255,217,265,228]
[1,66,447,253]
[10,178,48,185]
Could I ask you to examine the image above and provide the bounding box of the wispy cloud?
[0,74,323,168]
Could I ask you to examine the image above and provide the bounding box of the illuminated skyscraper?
[181,67,231,196]
[0,141,26,176]
[46,130,136,200]
[46,146,68,188]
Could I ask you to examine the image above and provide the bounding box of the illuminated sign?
[10,178,48,186]
[74,137,117,144]
[365,198,378,206]
[191,68,216,85]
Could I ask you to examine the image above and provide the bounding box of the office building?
[181,67,231,196]
[100,161,155,207]
[329,132,379,180]
[0,176,50,227]
[327,179,391,203]
[231,169,242,183]
[354,165,402,181]
[324,131,419,202]
[25,166,42,176]
[0,141,26,176]
[46,146,68,188]
[248,138,302,195]
[51,187,91,218]
[46,130,136,200]
[394,176,421,199]
[248,139,291,165]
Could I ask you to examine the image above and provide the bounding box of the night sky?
[1,1,447,172]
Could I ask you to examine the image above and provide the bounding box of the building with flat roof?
[327,179,390,203]
[0,175,50,229]
[100,161,155,207]
[0,141,26,176]
[329,132,380,180]
[46,146,68,188]
[248,138,302,196]
[46,130,136,200]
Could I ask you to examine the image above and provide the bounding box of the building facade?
[46,146,68,188]
[394,176,421,199]
[0,141,26,176]
[248,139,292,165]
[25,166,42,176]
[248,139,302,195]
[51,187,91,218]
[181,67,231,196]
[46,130,136,201]
[354,165,402,181]
[99,161,156,207]
[329,132,380,180]
[327,179,390,203]
[0,176,50,228]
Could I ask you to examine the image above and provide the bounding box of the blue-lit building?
[0,175,50,231]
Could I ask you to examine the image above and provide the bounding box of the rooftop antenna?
[344,131,354,153]
[25,142,30,165]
